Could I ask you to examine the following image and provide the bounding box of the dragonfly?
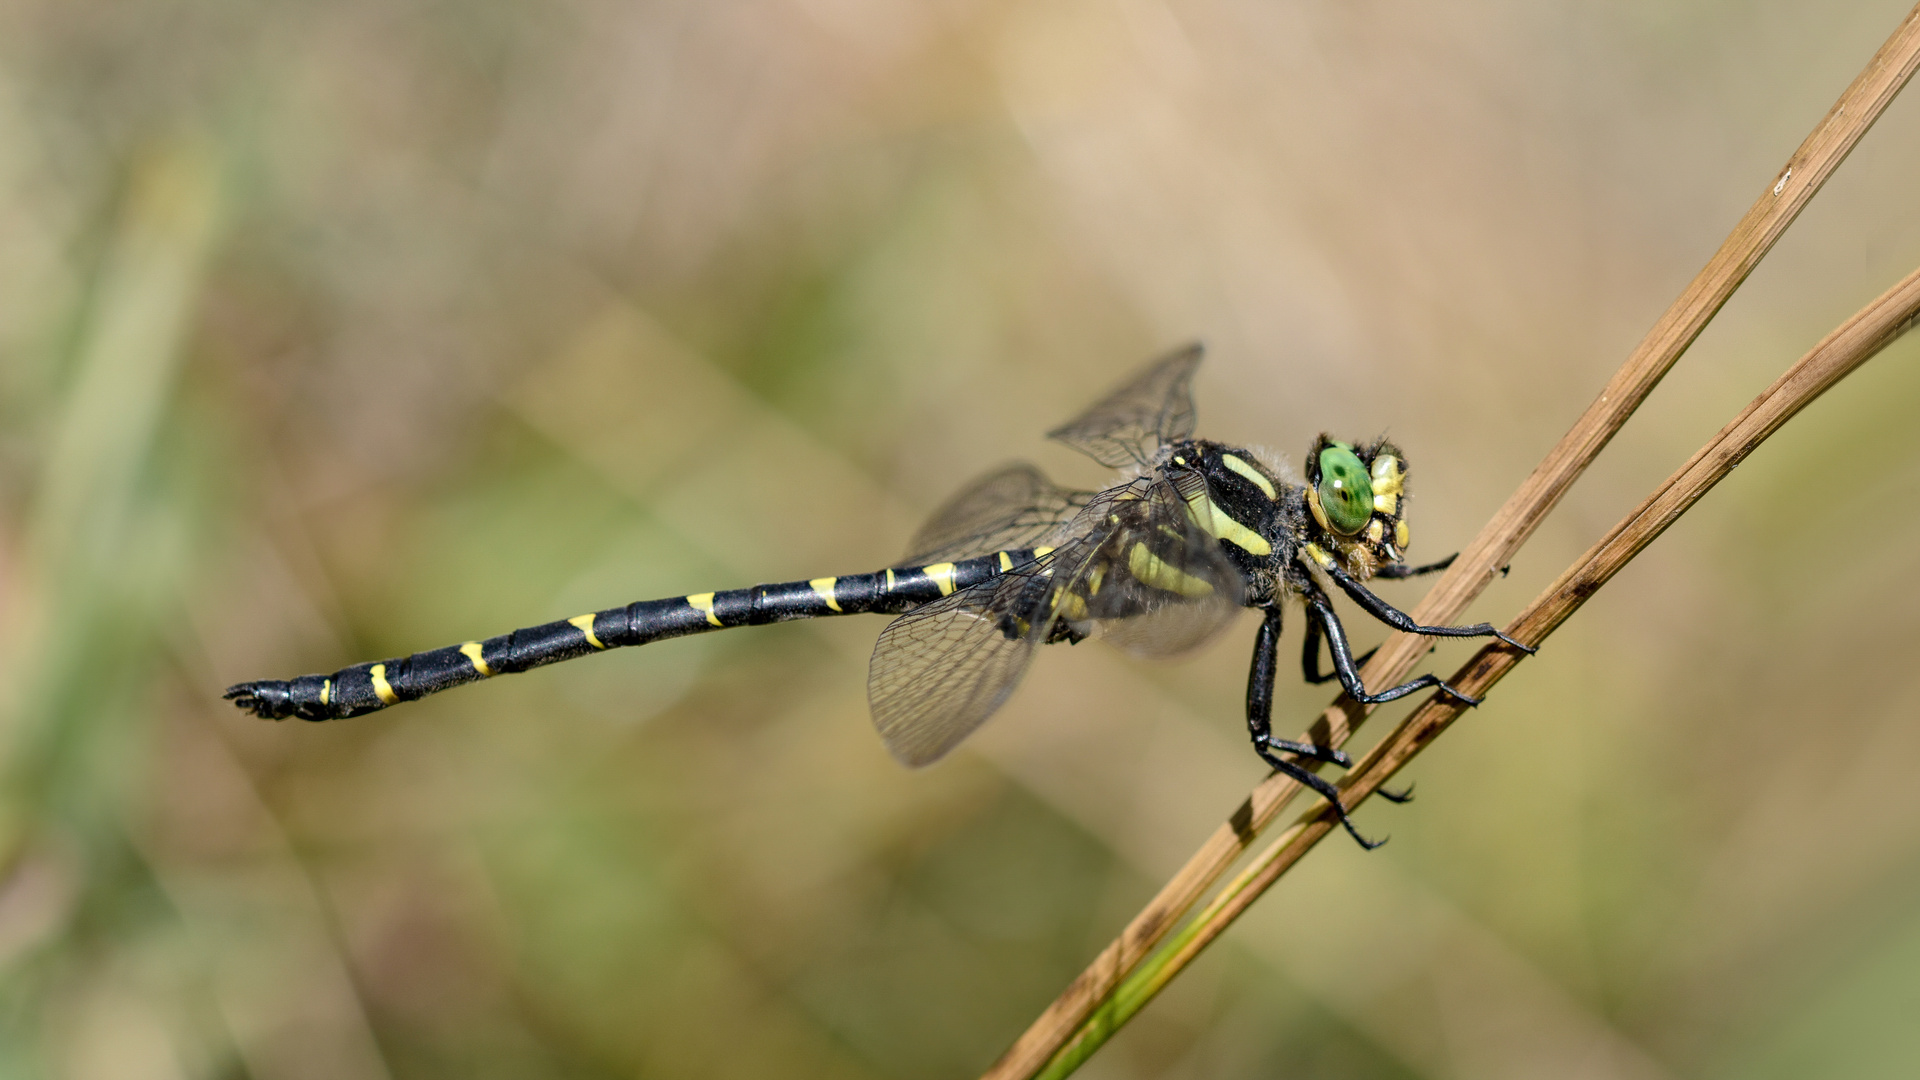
[227,346,1530,846]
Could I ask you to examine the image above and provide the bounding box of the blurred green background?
[4,1,1920,1076]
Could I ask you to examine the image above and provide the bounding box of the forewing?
[1046,344,1204,468]
[1074,474,1247,657]
[867,564,1052,767]
[903,462,1090,564]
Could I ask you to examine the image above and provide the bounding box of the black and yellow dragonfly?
[227,346,1529,845]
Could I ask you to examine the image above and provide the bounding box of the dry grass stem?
[987,6,1920,1077]
[1093,260,1920,1063]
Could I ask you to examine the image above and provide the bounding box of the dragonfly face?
[1301,436,1412,579]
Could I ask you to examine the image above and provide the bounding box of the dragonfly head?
[1304,436,1410,576]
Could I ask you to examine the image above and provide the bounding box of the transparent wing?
[868,559,1056,767]
[1066,471,1246,658]
[903,462,1093,565]
[1046,343,1204,468]
[868,469,1246,766]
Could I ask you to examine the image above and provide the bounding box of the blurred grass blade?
[0,135,221,828]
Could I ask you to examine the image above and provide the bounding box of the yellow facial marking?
[1373,493,1400,516]
[370,664,397,705]
[1394,520,1410,548]
[569,614,606,649]
[1128,542,1215,598]
[1303,543,1335,569]
[319,679,331,706]
[1371,454,1405,498]
[1220,453,1277,499]
[1306,484,1332,533]
[460,642,494,677]
[998,551,1013,572]
[1366,519,1384,544]
[809,577,842,611]
[924,563,958,596]
[687,592,722,627]
[1182,489,1273,556]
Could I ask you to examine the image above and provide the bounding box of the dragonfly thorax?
[1165,436,1415,598]
[1163,440,1299,586]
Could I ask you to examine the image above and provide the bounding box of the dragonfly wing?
[868,465,1248,766]
[1060,474,1247,658]
[902,462,1091,565]
[867,562,1055,767]
[1046,344,1204,468]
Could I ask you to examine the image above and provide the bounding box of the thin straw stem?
[985,6,1920,1077]
[1035,263,1920,1077]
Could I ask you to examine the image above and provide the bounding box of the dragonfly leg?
[1295,605,1412,803]
[1304,585,1481,707]
[1259,746,1385,849]
[1323,562,1535,653]
[1374,552,1457,580]
[1246,606,1382,849]
[1301,615,1376,685]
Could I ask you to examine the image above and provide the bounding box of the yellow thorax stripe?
[1181,489,1272,556]
[1220,453,1277,499]
[1049,586,1088,621]
[1127,542,1214,597]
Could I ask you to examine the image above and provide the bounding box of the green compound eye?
[1316,444,1375,535]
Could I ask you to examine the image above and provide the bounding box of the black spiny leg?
[1311,551,1454,690]
[1301,615,1375,685]
[1373,552,1457,580]
[1303,584,1482,708]
[1340,549,1460,805]
[1298,613,1413,804]
[1323,561,1536,654]
[1246,607,1383,849]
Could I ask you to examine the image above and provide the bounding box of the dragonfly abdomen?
[226,549,1038,721]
